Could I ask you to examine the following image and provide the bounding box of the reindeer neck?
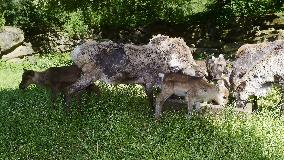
[33,72,49,87]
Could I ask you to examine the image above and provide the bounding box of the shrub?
[0,12,5,31]
[1,0,283,40]
[63,10,88,39]
[258,86,282,112]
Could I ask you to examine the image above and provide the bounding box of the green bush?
[258,86,282,112]
[210,0,284,27]
[0,0,283,38]
[0,12,5,31]
[63,10,88,39]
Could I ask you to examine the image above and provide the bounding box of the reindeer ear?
[24,69,35,76]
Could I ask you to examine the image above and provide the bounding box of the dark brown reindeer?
[19,65,100,112]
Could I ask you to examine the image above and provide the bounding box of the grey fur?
[68,35,203,108]
[229,40,284,111]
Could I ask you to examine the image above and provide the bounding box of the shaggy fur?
[68,35,204,109]
[229,40,284,112]
[206,54,228,80]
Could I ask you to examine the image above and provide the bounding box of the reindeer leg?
[195,101,202,113]
[144,83,155,111]
[50,89,59,110]
[76,92,83,113]
[155,88,172,119]
[252,95,258,112]
[186,95,194,117]
[68,73,94,95]
[86,83,101,98]
[62,92,72,113]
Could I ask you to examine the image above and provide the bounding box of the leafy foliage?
[0,0,282,38]
[63,10,88,39]
[0,12,5,31]
[258,86,282,113]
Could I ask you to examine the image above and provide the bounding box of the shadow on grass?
[0,85,281,159]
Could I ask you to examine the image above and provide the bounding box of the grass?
[0,54,284,159]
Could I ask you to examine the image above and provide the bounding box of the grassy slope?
[0,54,284,159]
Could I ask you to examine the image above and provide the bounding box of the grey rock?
[2,42,34,60]
[31,31,92,53]
[254,28,284,43]
[0,26,24,53]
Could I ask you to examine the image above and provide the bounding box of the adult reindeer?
[67,35,204,110]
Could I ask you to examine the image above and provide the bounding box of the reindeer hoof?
[187,112,193,119]
[64,107,71,113]
[155,113,161,120]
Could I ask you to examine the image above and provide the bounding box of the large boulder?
[0,26,24,54]
[30,31,92,53]
[2,42,34,60]
[254,28,284,43]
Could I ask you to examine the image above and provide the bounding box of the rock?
[254,28,284,43]
[0,26,24,53]
[2,42,34,60]
[30,31,92,53]
[6,58,24,63]
[263,13,284,27]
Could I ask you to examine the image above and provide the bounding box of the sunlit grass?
[0,54,284,159]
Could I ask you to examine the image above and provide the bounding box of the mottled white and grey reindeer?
[155,72,229,119]
[230,40,284,114]
[68,35,205,109]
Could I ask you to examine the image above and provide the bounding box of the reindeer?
[155,72,229,119]
[19,65,100,112]
[229,40,284,114]
[67,35,203,111]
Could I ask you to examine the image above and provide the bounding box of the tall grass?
[0,54,284,159]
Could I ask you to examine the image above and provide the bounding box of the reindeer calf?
[19,65,100,112]
[155,72,229,119]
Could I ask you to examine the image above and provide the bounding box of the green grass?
[0,54,284,159]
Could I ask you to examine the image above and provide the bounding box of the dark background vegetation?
[0,0,283,40]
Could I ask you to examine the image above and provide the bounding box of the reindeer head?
[207,54,228,80]
[214,79,230,106]
[19,69,36,90]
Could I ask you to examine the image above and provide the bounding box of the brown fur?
[19,65,100,112]
[155,72,229,119]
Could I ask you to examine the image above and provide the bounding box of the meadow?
[0,54,284,159]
